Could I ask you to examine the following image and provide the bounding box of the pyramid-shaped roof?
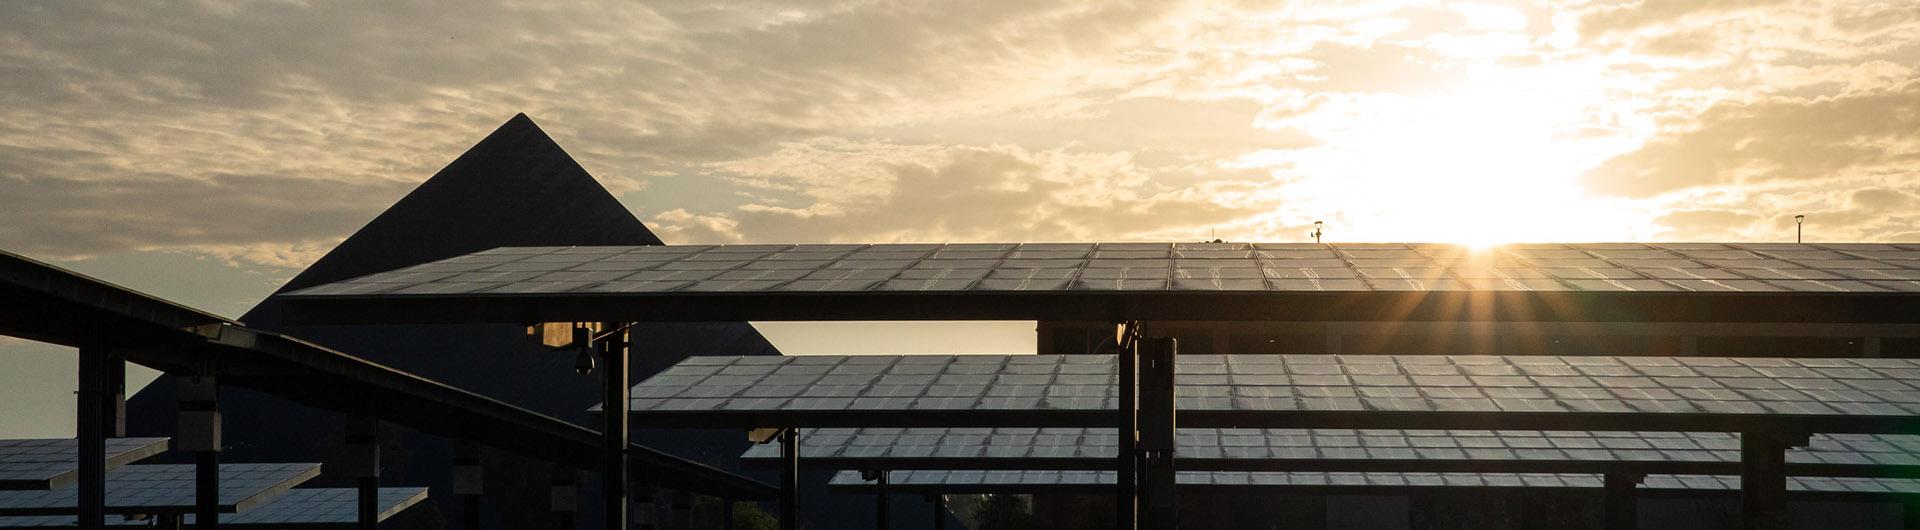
[246,113,662,324]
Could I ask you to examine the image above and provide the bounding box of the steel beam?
[781,428,800,530]
[1604,473,1642,530]
[601,323,630,530]
[77,330,105,530]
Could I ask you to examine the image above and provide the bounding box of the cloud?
[1584,79,1920,197]
[650,139,1272,244]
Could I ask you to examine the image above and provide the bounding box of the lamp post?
[1794,215,1805,243]
[1310,221,1324,244]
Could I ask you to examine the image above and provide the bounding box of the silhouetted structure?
[125,114,795,529]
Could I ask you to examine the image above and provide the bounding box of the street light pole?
[1794,215,1805,243]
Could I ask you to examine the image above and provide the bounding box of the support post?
[721,497,734,530]
[77,331,106,530]
[551,471,578,530]
[1742,432,1805,530]
[670,491,691,530]
[346,415,381,530]
[1115,323,1139,530]
[453,441,482,530]
[932,495,946,530]
[103,349,126,437]
[601,323,630,530]
[1137,337,1178,530]
[157,514,183,530]
[780,428,800,530]
[634,488,655,530]
[862,470,889,530]
[177,376,220,530]
[1603,473,1642,530]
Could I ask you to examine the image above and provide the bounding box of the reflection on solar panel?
[0,464,320,516]
[624,355,1920,432]
[828,470,1920,497]
[0,439,170,490]
[0,487,428,528]
[740,428,1920,475]
[289,243,1920,296]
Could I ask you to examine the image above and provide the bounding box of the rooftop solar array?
[0,487,428,528]
[624,354,1920,433]
[828,470,1920,497]
[0,439,169,490]
[289,243,1920,297]
[740,428,1920,475]
[0,464,319,516]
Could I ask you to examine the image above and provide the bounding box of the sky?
[3,0,1919,437]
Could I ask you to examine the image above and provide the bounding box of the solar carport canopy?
[622,354,1920,433]
[0,250,774,500]
[278,242,1920,324]
[0,439,169,490]
[740,428,1920,477]
[828,470,1920,500]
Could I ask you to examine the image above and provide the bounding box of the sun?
[1262,63,1650,246]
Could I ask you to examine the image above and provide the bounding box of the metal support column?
[1904,498,1920,530]
[1742,432,1805,530]
[861,470,889,530]
[1137,336,1178,530]
[551,471,578,530]
[671,492,691,530]
[721,497,734,530]
[156,514,183,530]
[346,416,381,530]
[453,441,483,530]
[780,428,800,530]
[77,330,106,530]
[1603,473,1642,530]
[103,349,126,437]
[1115,322,1139,530]
[931,495,946,530]
[634,488,655,530]
[178,376,220,530]
[601,323,630,530]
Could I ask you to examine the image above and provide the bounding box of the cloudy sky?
[3,0,1919,436]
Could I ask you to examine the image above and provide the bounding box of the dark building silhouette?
[124,114,915,529]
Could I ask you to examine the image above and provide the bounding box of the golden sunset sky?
[1,0,1917,435]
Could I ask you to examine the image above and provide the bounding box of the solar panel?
[623,355,1920,433]
[0,439,170,490]
[0,487,428,528]
[279,243,1920,324]
[827,470,1920,497]
[0,464,320,516]
[740,428,1920,476]
[289,243,1920,297]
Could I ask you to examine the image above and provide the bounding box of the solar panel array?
[626,355,1920,426]
[0,464,319,515]
[828,470,1920,495]
[0,439,170,490]
[741,428,1920,469]
[287,242,1920,297]
[0,487,428,528]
